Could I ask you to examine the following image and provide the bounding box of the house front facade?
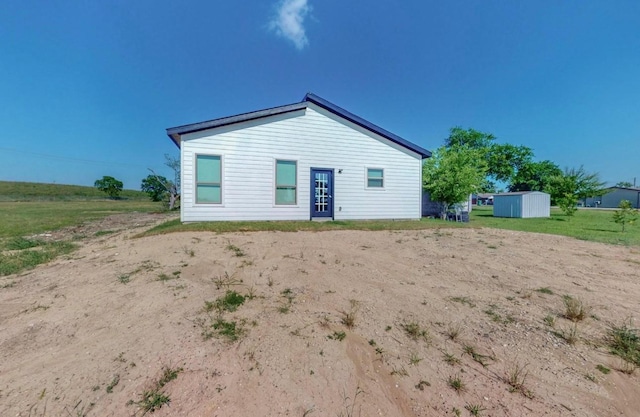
[167,93,431,222]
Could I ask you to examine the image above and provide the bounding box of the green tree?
[141,174,169,202]
[94,176,123,199]
[612,200,638,232]
[423,146,487,218]
[444,127,533,187]
[509,160,563,192]
[547,166,605,219]
[615,181,634,188]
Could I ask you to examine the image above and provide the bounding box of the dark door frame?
[310,167,334,219]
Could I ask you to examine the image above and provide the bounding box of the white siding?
[521,193,550,218]
[180,104,423,222]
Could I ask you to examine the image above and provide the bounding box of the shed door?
[310,168,333,218]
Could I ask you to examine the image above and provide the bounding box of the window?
[275,160,297,205]
[367,168,384,188]
[196,155,221,204]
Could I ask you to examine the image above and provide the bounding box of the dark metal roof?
[166,93,431,158]
[606,186,640,192]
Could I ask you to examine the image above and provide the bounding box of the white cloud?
[269,0,311,50]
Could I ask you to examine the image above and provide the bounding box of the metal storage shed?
[493,191,550,218]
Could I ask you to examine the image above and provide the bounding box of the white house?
[166,93,431,222]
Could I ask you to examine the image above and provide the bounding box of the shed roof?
[166,93,431,158]
[494,191,549,196]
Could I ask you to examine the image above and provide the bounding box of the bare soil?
[1,213,639,416]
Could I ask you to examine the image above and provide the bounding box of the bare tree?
[148,154,180,210]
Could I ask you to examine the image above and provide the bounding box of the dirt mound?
[1,222,639,416]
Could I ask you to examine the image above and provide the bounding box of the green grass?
[139,217,464,237]
[470,206,640,246]
[0,182,163,276]
[140,204,640,247]
[0,180,148,202]
[0,200,162,239]
[0,241,77,276]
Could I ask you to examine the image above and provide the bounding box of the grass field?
[0,180,148,202]
[470,206,640,246]
[0,181,163,276]
[1,179,638,277]
[143,206,640,247]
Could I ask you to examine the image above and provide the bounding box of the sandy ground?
[1,214,640,417]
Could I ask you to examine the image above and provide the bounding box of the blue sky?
[1,1,638,189]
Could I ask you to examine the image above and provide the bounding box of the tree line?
[422,127,611,219]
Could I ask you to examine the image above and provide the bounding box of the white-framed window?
[366,168,384,188]
[275,159,297,205]
[195,154,222,204]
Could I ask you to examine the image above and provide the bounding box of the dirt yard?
[1,214,639,416]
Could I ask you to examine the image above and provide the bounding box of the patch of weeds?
[596,364,611,374]
[554,323,579,345]
[385,325,392,331]
[94,230,116,237]
[118,274,130,284]
[402,321,430,342]
[278,288,295,313]
[535,287,554,295]
[543,314,556,327]
[408,352,422,366]
[212,271,242,289]
[563,295,589,322]
[137,391,170,413]
[226,244,246,257]
[415,380,430,390]
[328,331,346,341]
[133,367,182,414]
[452,407,462,416]
[157,366,183,387]
[449,296,475,308]
[211,317,245,342]
[205,290,246,313]
[106,374,120,393]
[340,299,359,329]
[368,339,376,346]
[606,321,640,367]
[465,403,486,416]
[484,305,514,325]
[390,365,409,377]
[462,344,493,367]
[337,385,363,417]
[585,373,596,382]
[157,273,176,282]
[443,352,461,366]
[445,322,463,341]
[182,246,195,257]
[447,374,465,392]
[504,362,530,396]
[114,352,126,363]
